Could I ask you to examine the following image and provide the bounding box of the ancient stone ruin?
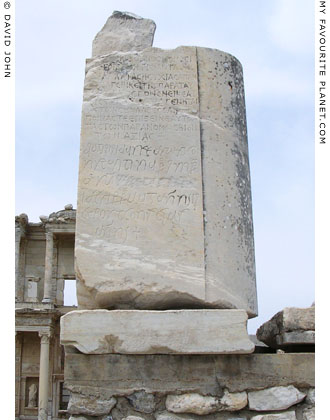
[75,11,257,317]
[15,12,315,420]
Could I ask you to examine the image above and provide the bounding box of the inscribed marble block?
[75,12,257,316]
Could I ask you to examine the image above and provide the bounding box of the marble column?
[42,231,54,303]
[15,332,23,418]
[38,331,51,420]
[15,214,28,302]
[15,226,22,302]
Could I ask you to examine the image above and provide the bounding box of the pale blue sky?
[15,0,314,333]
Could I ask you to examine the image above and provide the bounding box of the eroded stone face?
[256,307,315,348]
[126,390,156,413]
[302,407,315,420]
[250,412,296,420]
[60,309,254,354]
[64,353,315,397]
[68,392,116,416]
[76,13,257,315]
[165,390,247,414]
[92,11,156,56]
[248,386,305,411]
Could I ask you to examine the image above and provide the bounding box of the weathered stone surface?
[76,15,257,316]
[60,309,254,354]
[69,416,90,420]
[302,407,315,420]
[248,386,305,411]
[166,393,220,415]
[69,416,112,420]
[156,412,182,420]
[305,388,315,405]
[196,47,256,316]
[68,392,116,416]
[64,353,314,395]
[275,331,315,346]
[126,390,156,413]
[92,11,156,56]
[220,389,248,411]
[157,412,247,420]
[123,416,146,420]
[250,412,296,420]
[166,391,247,415]
[257,307,315,348]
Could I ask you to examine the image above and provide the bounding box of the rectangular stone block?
[64,353,315,396]
[60,309,254,354]
[276,331,315,346]
[257,307,315,348]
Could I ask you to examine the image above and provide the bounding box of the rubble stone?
[248,386,305,411]
[302,407,315,420]
[165,390,247,414]
[166,393,220,415]
[250,412,296,420]
[123,416,146,420]
[126,390,156,413]
[68,392,117,416]
[306,388,315,405]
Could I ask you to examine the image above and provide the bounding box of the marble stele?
[75,11,257,317]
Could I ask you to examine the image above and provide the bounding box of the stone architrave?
[75,12,257,316]
[61,309,254,354]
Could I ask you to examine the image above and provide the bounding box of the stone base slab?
[64,353,315,396]
[60,309,254,354]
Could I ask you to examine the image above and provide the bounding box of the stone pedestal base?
[63,353,314,420]
[61,309,254,354]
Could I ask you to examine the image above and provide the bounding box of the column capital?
[15,331,23,343]
[38,329,53,343]
[45,231,54,241]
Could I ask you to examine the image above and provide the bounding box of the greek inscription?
[82,158,157,172]
[82,206,190,226]
[95,224,128,243]
[83,143,198,158]
[80,188,200,208]
[78,49,204,256]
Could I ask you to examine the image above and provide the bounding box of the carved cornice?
[15,325,54,338]
[15,213,29,237]
[41,204,76,225]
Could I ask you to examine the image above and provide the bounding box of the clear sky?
[15,0,314,333]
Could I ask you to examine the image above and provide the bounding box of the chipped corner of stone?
[91,10,156,57]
